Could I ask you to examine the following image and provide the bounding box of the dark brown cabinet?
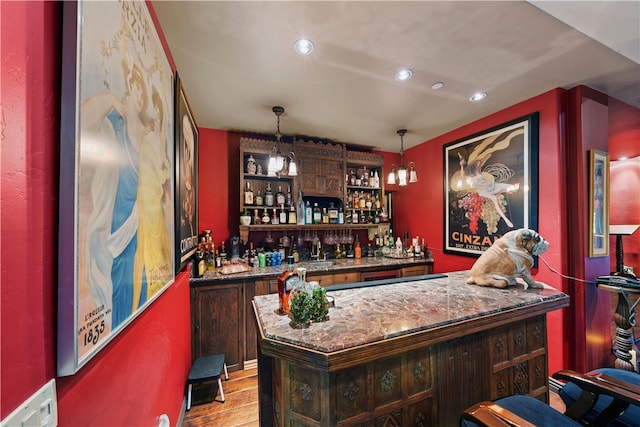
[191,260,433,371]
[191,281,244,370]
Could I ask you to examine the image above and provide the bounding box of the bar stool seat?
[186,354,228,410]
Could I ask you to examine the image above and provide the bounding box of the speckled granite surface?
[190,256,433,283]
[253,270,569,353]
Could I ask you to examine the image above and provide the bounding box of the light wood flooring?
[182,367,565,427]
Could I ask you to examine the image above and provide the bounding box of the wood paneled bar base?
[253,271,569,426]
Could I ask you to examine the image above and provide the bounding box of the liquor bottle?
[338,207,344,224]
[296,190,305,225]
[352,209,359,224]
[291,238,299,263]
[253,209,260,225]
[350,169,356,186]
[219,241,228,263]
[279,204,287,224]
[265,182,274,207]
[276,185,286,206]
[365,192,373,210]
[288,205,297,224]
[362,166,369,187]
[321,207,329,224]
[313,203,322,224]
[193,248,205,278]
[276,257,300,315]
[305,201,312,224]
[255,190,264,206]
[354,234,361,259]
[328,203,338,224]
[372,170,380,188]
[285,185,293,207]
[374,193,381,210]
[261,208,270,224]
[359,193,366,209]
[272,208,279,225]
[244,181,254,205]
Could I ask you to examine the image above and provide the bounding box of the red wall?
[1,2,192,425]
[608,99,640,273]
[387,89,569,373]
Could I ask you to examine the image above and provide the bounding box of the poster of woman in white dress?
[59,0,174,374]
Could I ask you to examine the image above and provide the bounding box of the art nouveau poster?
[58,0,174,375]
[444,114,539,256]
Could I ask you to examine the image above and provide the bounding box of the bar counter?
[253,271,569,426]
[190,255,433,283]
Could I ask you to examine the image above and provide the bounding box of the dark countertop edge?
[255,292,570,372]
[190,256,434,284]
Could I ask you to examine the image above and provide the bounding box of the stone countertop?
[190,255,433,283]
[253,271,569,354]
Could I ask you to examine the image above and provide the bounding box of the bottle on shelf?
[279,204,287,225]
[354,233,361,259]
[219,241,228,263]
[296,190,305,225]
[193,247,206,278]
[244,181,254,205]
[261,208,270,224]
[305,201,312,224]
[288,205,297,224]
[276,256,300,315]
[362,165,369,187]
[328,203,338,224]
[276,185,286,206]
[313,203,322,224]
[285,184,293,207]
[265,182,274,207]
[352,209,359,224]
[271,208,279,225]
[338,207,344,224]
[253,208,260,225]
[255,189,264,206]
[321,207,329,224]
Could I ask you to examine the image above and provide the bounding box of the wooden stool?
[186,354,228,410]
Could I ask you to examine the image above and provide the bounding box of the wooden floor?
[183,368,259,427]
[182,367,565,426]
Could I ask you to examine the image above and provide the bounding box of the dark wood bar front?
[253,271,569,426]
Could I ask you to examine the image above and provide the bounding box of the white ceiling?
[153,1,640,152]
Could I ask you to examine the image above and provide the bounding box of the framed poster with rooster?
[443,113,539,257]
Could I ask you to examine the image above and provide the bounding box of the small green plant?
[289,290,312,327]
[310,287,329,322]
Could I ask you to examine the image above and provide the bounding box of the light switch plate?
[1,379,57,427]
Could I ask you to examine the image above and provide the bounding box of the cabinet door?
[321,159,344,198]
[401,265,431,277]
[192,282,244,371]
[246,278,277,362]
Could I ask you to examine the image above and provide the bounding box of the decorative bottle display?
[276,257,300,315]
[264,182,274,207]
[243,182,254,205]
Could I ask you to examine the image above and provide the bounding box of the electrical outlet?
[1,379,57,427]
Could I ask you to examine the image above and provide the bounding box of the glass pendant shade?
[397,166,408,186]
[387,165,397,185]
[408,162,418,183]
[288,154,298,176]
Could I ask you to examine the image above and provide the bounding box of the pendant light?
[387,129,417,186]
[267,106,298,177]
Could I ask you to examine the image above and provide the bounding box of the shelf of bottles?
[344,163,384,224]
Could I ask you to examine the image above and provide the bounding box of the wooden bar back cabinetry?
[190,262,432,371]
[238,136,386,243]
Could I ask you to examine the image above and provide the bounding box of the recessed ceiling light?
[431,82,444,90]
[395,68,413,81]
[469,92,487,102]
[294,38,314,55]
